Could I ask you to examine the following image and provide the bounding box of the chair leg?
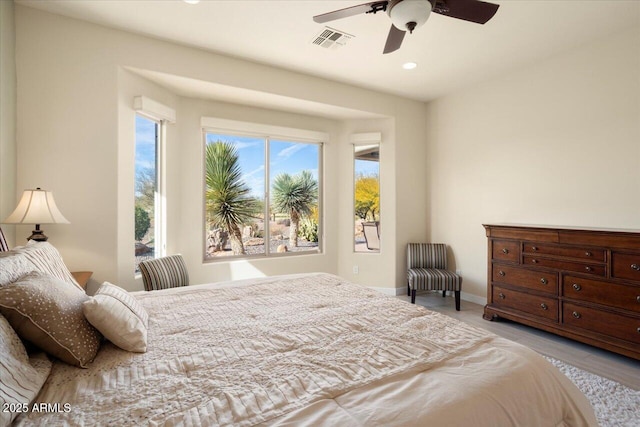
[455,290,461,311]
[411,289,416,304]
[408,282,411,296]
[442,290,446,298]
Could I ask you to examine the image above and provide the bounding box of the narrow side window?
[354,143,380,253]
[134,114,163,272]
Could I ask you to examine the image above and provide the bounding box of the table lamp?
[2,188,70,242]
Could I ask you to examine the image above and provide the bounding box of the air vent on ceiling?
[311,27,354,50]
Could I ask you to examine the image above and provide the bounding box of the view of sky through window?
[134,115,156,182]
[205,134,319,199]
[355,158,379,177]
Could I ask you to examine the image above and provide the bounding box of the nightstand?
[71,271,93,290]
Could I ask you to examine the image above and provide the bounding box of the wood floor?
[397,292,640,390]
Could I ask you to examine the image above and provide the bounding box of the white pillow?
[0,252,33,287]
[83,282,149,353]
[0,314,52,427]
[12,241,82,291]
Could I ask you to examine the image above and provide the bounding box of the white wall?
[14,5,428,292]
[426,26,640,302]
[0,0,17,246]
[393,102,430,288]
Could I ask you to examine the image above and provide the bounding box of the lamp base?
[27,229,48,242]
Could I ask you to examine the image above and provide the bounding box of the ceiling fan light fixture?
[388,0,433,33]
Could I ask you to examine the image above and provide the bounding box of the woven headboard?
[0,226,9,251]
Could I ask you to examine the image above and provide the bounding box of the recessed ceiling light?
[183,0,200,4]
[402,62,417,70]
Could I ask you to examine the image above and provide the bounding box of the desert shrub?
[135,205,151,242]
[299,217,318,243]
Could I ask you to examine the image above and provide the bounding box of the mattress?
[15,273,597,426]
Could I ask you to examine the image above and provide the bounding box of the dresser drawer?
[492,264,557,295]
[523,243,605,262]
[492,286,558,322]
[492,240,519,262]
[563,276,640,314]
[611,252,640,283]
[523,256,605,277]
[563,302,640,345]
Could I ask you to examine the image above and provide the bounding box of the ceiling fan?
[313,0,499,54]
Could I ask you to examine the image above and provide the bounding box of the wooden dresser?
[483,224,640,360]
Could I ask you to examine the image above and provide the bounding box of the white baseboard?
[432,291,487,306]
[369,287,487,304]
[460,291,487,306]
[370,287,405,296]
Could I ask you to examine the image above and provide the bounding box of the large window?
[134,114,163,272]
[204,131,322,259]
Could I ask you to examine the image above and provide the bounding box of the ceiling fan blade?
[313,1,389,24]
[432,0,499,24]
[383,24,406,54]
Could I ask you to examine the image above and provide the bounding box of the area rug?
[545,357,640,427]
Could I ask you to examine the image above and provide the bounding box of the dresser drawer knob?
[585,251,592,257]
[531,259,538,264]
[540,303,548,310]
[540,278,548,285]
[502,248,509,254]
[573,283,582,291]
[631,264,640,271]
[636,295,640,303]
[585,266,593,272]
[572,311,581,319]
[499,270,505,276]
[531,246,538,251]
[498,293,505,299]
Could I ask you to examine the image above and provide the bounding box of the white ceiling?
[16,0,640,103]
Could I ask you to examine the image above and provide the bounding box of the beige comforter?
[16,273,597,426]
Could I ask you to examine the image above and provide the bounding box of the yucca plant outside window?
[204,132,322,260]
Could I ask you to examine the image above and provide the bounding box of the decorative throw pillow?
[83,282,149,353]
[0,272,102,368]
[0,252,33,287]
[0,314,52,427]
[12,241,82,291]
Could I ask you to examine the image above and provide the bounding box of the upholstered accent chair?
[407,243,462,310]
[139,254,189,292]
[0,226,9,252]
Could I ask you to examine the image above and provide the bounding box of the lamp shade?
[3,188,70,225]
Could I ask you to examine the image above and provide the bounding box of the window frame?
[134,113,167,273]
[201,118,326,262]
[351,132,381,254]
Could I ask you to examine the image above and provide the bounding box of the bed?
[0,240,596,426]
